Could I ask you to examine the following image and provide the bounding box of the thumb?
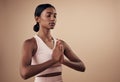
[60,54,64,63]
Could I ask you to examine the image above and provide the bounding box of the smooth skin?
[20,7,85,80]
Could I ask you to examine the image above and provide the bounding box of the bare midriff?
[37,72,62,77]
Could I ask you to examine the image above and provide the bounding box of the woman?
[20,4,85,82]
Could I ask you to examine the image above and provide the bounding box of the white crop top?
[31,35,62,76]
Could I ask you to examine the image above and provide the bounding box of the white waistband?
[34,75,63,82]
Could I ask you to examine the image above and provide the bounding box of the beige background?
[0,0,120,82]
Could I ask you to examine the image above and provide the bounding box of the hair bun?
[33,23,39,32]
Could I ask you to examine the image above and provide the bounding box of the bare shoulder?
[23,37,37,50]
[24,37,34,45]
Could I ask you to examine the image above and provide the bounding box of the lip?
[49,22,55,26]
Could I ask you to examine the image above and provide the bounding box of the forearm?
[20,59,56,79]
[63,59,85,72]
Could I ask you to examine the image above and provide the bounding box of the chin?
[50,26,55,29]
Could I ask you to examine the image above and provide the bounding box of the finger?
[56,40,61,46]
[58,40,61,45]
[55,40,63,51]
[55,41,60,49]
[60,54,64,63]
[59,44,62,51]
[59,43,64,52]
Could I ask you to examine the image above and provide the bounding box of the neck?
[37,27,52,40]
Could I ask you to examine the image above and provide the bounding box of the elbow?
[81,66,86,72]
[21,73,29,80]
[20,68,30,80]
[78,64,86,72]
[82,64,86,72]
[74,65,86,72]
[80,62,86,72]
[76,66,86,72]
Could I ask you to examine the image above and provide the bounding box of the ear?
[35,16,40,23]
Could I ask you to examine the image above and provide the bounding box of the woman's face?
[38,7,57,29]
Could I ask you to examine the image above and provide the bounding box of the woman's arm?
[63,59,85,72]
[62,41,86,72]
[20,39,63,80]
[20,39,57,79]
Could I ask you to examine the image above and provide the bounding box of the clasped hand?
[52,40,64,64]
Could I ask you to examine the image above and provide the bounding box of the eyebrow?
[46,12,57,15]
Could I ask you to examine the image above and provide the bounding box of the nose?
[50,16,56,21]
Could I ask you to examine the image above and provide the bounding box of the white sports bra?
[31,35,62,77]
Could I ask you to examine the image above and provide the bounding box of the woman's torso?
[31,35,62,77]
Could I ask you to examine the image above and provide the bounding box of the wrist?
[62,59,68,64]
[50,59,58,65]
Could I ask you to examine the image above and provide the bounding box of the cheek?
[40,18,49,24]
[40,19,50,27]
